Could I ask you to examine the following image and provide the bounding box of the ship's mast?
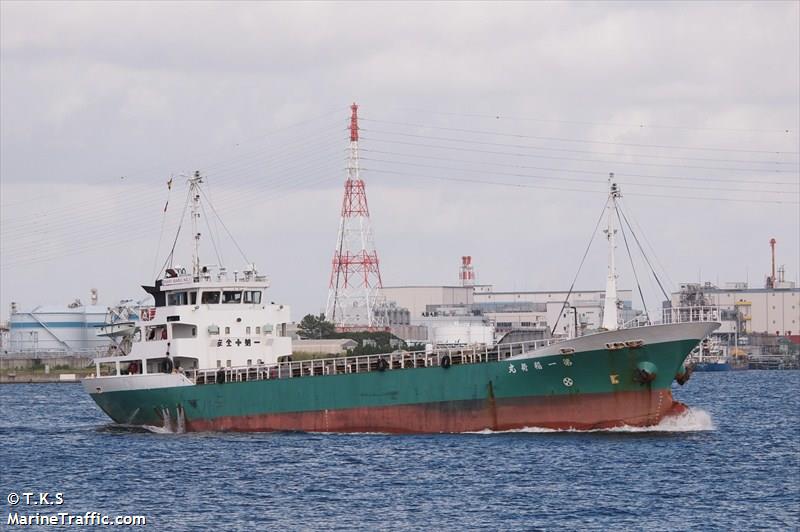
[189,170,203,279]
[602,174,621,330]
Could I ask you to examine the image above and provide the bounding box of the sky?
[1,1,799,322]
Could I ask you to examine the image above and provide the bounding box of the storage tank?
[8,296,111,355]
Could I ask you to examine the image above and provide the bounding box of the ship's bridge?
[162,279,267,307]
[145,264,271,308]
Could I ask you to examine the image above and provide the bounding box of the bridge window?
[244,291,262,304]
[167,292,188,306]
[202,291,220,304]
[223,291,243,304]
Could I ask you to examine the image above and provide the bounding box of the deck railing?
[187,337,566,385]
[186,307,720,385]
[661,305,720,325]
[623,306,720,329]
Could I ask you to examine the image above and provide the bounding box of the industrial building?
[379,255,641,342]
[670,240,799,338]
[474,289,638,336]
[669,281,799,337]
[381,285,475,319]
[381,284,638,342]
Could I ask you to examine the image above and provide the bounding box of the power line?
[362,117,799,157]
[1,157,343,260]
[360,156,797,195]
[0,114,345,209]
[362,148,799,187]
[396,107,797,136]
[0,132,341,231]
[1,169,339,269]
[366,167,800,205]
[1,142,344,235]
[365,129,797,174]
[361,134,799,175]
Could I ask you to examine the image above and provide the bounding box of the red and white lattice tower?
[325,103,386,330]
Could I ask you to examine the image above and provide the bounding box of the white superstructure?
[84,171,292,393]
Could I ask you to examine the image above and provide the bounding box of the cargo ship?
[83,172,719,433]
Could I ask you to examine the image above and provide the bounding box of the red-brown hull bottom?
[186,389,687,433]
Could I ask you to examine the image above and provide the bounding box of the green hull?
[89,338,698,432]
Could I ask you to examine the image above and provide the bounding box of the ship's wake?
[466,407,715,434]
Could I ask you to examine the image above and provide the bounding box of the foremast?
[602,174,622,331]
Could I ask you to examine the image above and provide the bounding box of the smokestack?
[459,256,475,287]
[769,238,777,289]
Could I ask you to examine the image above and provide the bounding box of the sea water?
[1,371,798,530]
